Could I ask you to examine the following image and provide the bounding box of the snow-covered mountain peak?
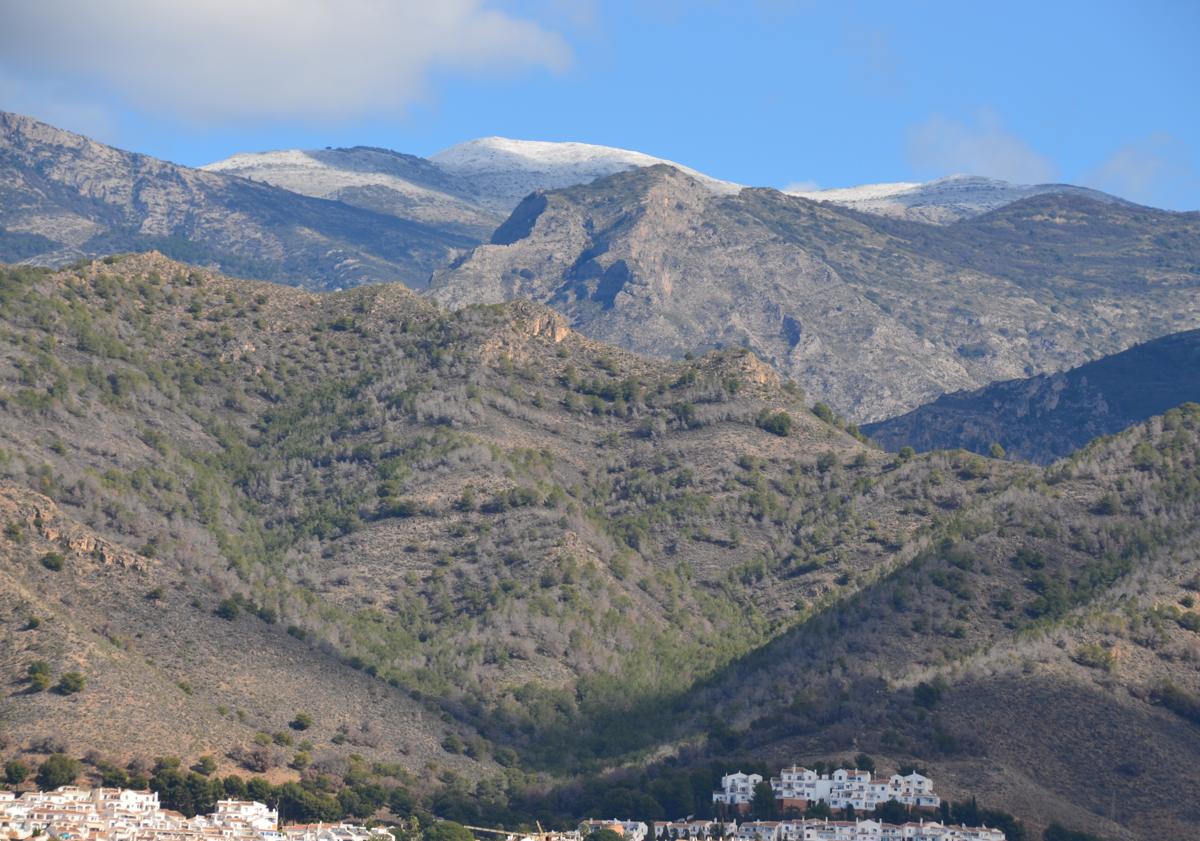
[431,136,740,199]
[203,149,328,173]
[787,174,1118,223]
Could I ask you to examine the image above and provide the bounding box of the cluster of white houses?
[712,769,939,815]
[575,767,1004,841]
[581,819,1003,841]
[0,787,390,841]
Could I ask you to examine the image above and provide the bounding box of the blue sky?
[2,0,1197,208]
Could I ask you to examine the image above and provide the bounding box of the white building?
[0,787,381,841]
[653,820,730,839]
[734,822,780,841]
[713,773,764,812]
[763,819,1002,841]
[213,800,279,832]
[580,819,650,841]
[770,768,940,813]
[278,823,391,841]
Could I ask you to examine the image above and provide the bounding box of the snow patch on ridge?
[787,175,1119,223]
[430,136,741,211]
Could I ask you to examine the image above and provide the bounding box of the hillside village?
[0,765,1008,841]
[712,768,940,814]
[0,783,1008,841]
[0,786,390,841]
[583,766,1004,841]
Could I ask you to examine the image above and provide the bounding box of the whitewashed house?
[734,821,780,841]
[769,768,940,813]
[713,772,764,813]
[580,820,650,841]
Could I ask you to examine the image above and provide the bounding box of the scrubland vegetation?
[0,255,1198,840]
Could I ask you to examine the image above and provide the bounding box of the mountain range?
[430,165,1200,421]
[0,112,475,289]
[3,111,1200,837]
[7,111,1198,423]
[0,254,1198,840]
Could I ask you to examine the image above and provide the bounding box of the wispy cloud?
[1083,133,1199,210]
[0,0,571,126]
[906,109,1057,184]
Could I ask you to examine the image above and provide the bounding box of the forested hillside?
[0,255,1197,840]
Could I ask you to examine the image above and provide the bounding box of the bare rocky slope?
[0,255,1198,839]
[863,328,1200,463]
[0,112,478,289]
[429,166,1200,422]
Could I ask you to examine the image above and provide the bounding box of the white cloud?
[1083,134,1199,210]
[0,0,571,125]
[906,109,1058,184]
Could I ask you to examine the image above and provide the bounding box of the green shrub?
[289,712,313,731]
[913,680,944,709]
[1071,643,1115,672]
[215,599,240,621]
[756,409,793,437]
[40,552,65,571]
[55,672,86,695]
[36,754,81,789]
[4,759,30,785]
[27,661,52,691]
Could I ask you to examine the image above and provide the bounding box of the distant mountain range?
[430,165,1200,420]
[202,136,738,231]
[0,111,476,289]
[787,175,1122,224]
[207,136,1115,226]
[863,328,1200,463]
[5,110,1200,422]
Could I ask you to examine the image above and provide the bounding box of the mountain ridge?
[862,327,1200,463]
[0,111,479,288]
[429,165,1200,422]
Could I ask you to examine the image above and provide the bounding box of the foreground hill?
[673,407,1200,840]
[0,112,477,289]
[1,255,1198,839]
[0,252,913,771]
[863,328,1200,463]
[430,165,1200,421]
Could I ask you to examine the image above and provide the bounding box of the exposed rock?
[431,166,1200,421]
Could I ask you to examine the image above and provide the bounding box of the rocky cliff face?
[430,166,1200,421]
[0,112,479,289]
[862,328,1200,463]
